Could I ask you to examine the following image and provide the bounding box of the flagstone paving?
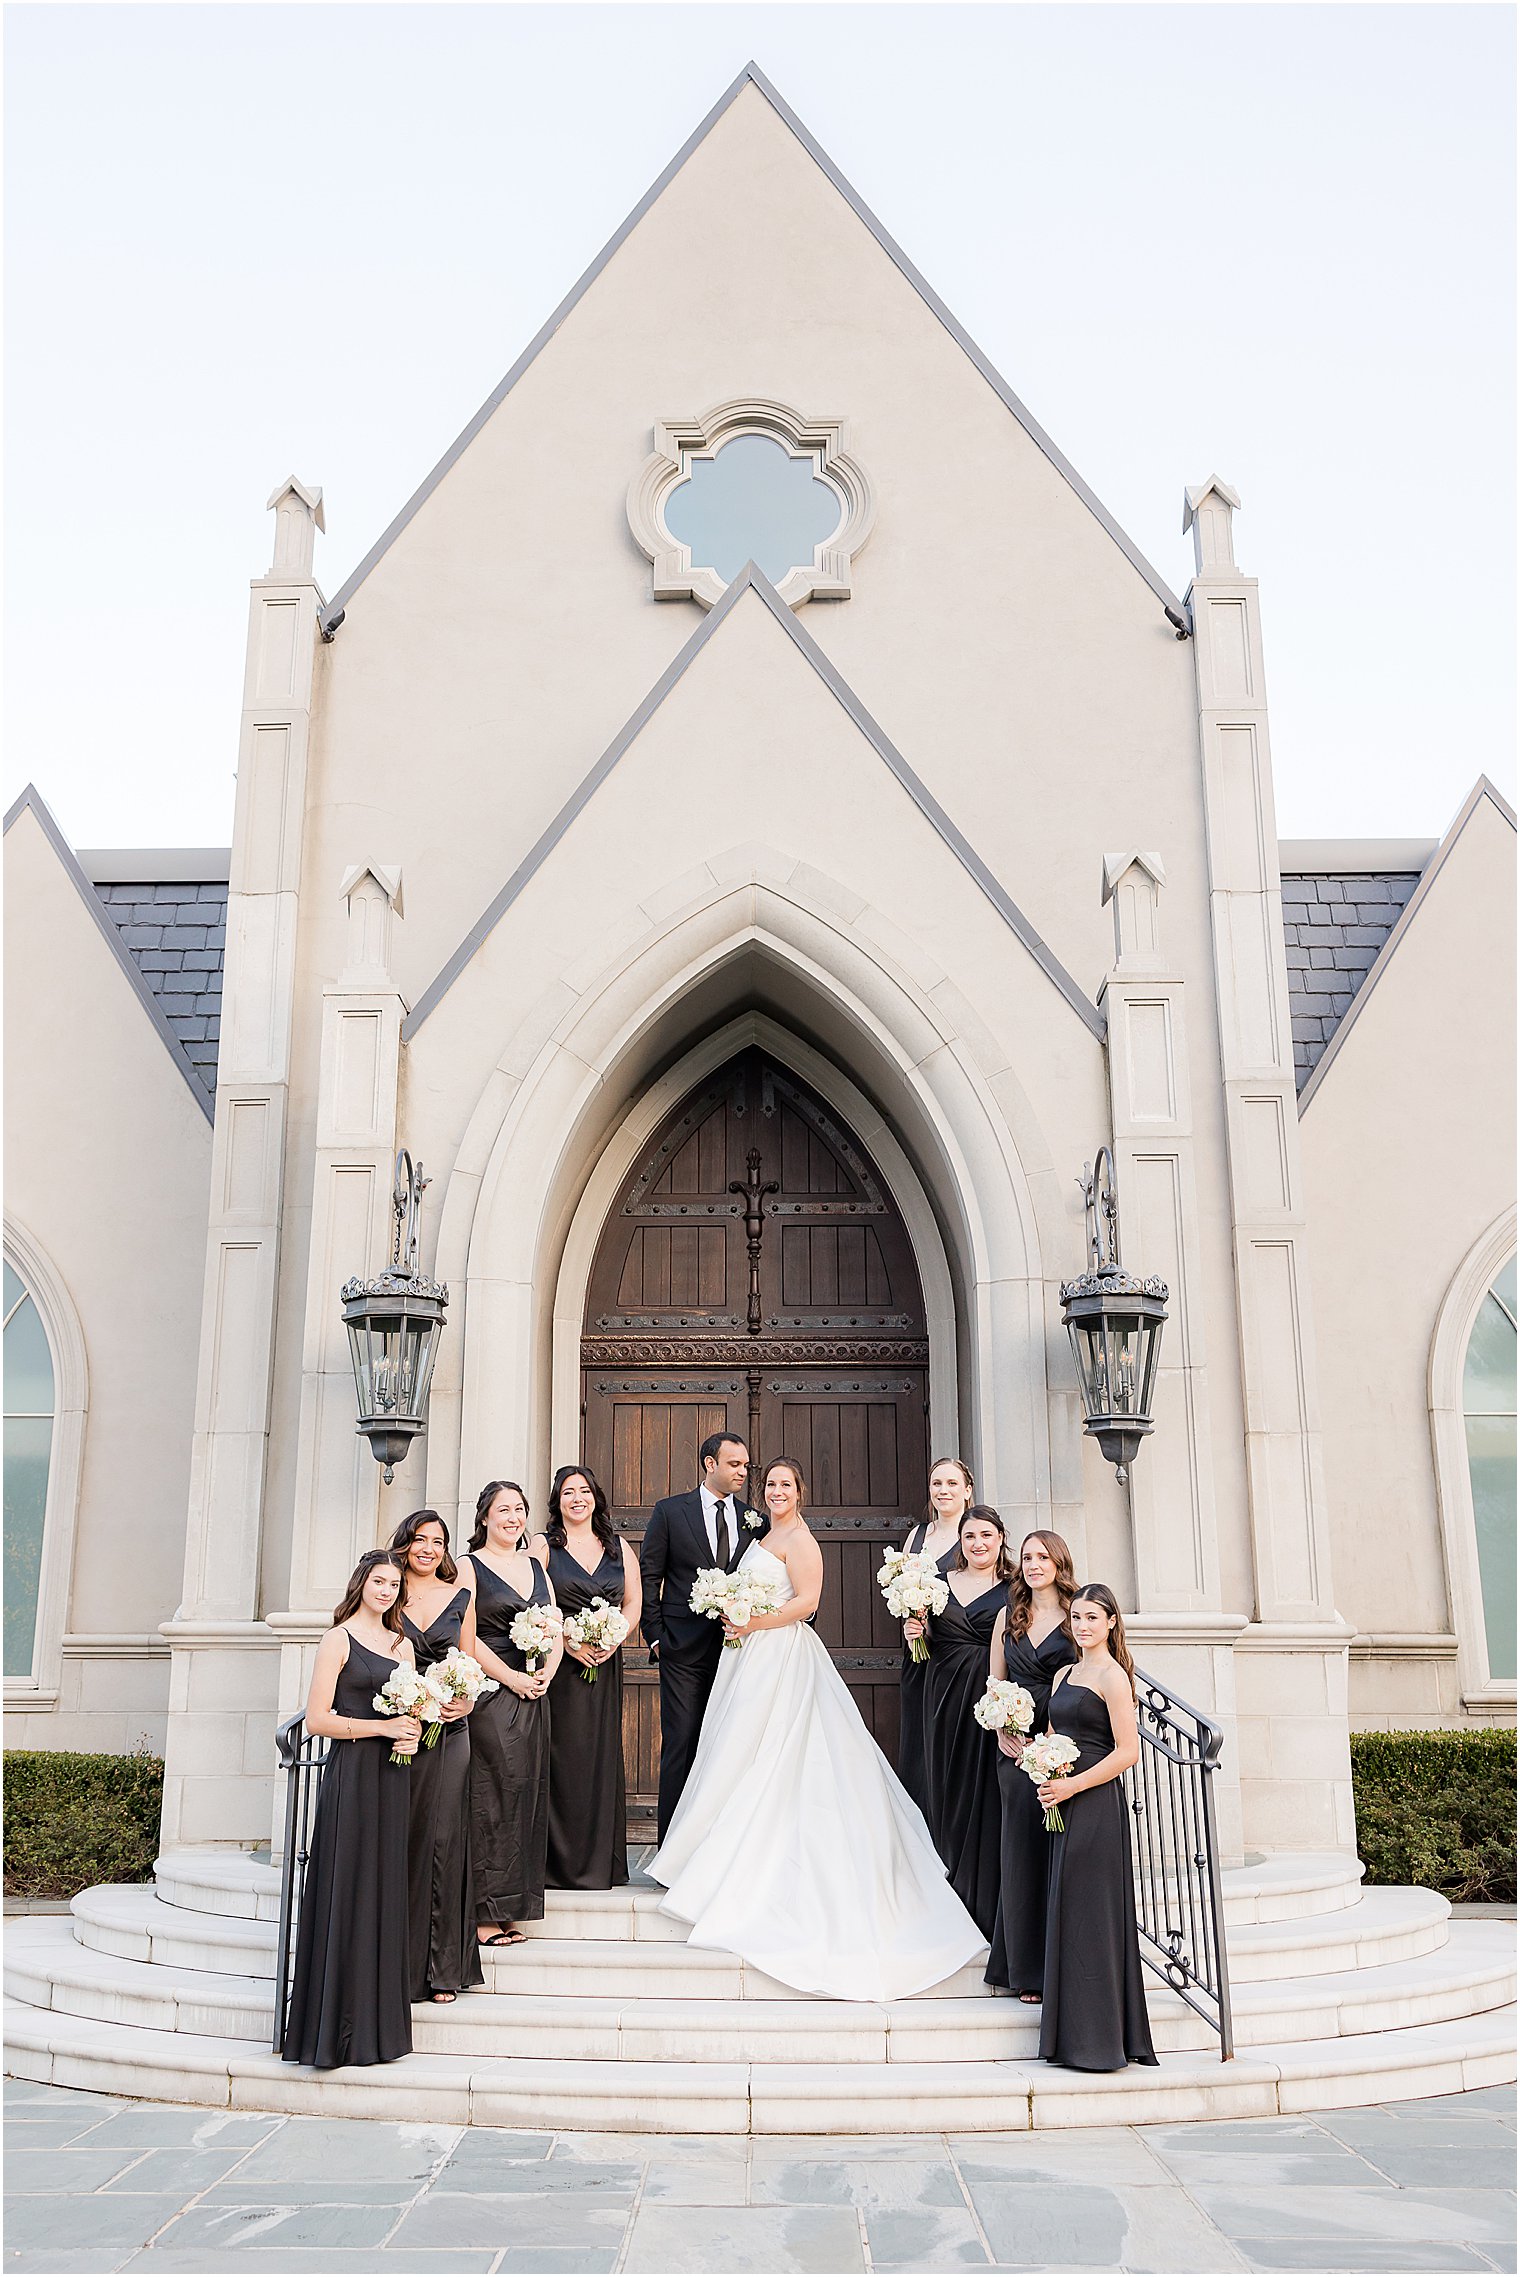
[3,2078,1513,2273]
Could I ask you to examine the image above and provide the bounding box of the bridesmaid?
[896,1456,973,1811]
[985,1530,1078,2000]
[467,1479,562,1947]
[915,1505,1013,1938]
[1038,1584,1158,2072]
[391,1509,484,2006]
[535,1465,642,1891]
[282,1550,421,2069]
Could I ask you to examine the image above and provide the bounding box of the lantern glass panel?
[1105,1317,1144,1418]
[1138,1317,1163,1416]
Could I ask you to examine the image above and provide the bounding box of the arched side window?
[1463,1258,1516,1682]
[4,1262,56,1678]
[1430,1213,1519,1710]
[2,1225,88,1706]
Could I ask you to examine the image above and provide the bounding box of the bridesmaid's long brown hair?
[1005,1529,1077,1641]
[331,1549,408,1635]
[1070,1581,1137,1692]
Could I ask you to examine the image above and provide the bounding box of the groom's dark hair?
[699,1432,748,1474]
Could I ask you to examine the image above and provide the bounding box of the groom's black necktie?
[715,1497,733,1568]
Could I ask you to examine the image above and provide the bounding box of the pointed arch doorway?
[580,1046,933,1839]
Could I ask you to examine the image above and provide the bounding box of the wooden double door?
[580,1048,931,1841]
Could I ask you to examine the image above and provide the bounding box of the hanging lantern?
[1059,1147,1168,1482]
[341,1151,448,1483]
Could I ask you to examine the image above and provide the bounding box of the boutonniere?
[743,1506,764,1531]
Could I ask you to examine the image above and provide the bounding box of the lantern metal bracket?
[391,1150,430,1275]
[1080,1145,1122,1275]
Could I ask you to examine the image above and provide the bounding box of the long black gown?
[921,1578,1005,1938]
[469,1553,552,1925]
[1039,1676,1158,2071]
[985,1621,1078,1993]
[401,1586,484,2002]
[282,1631,412,2069]
[545,1538,629,1890]
[896,1525,959,1814]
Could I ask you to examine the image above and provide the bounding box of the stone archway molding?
[427,856,1074,1540]
[3,1215,89,1709]
[1429,1204,1517,1710]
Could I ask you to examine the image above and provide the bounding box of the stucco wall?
[1300,787,1517,1727]
[3,803,213,1753]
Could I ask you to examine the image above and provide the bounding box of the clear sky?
[5,2,1514,849]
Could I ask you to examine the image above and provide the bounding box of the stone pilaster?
[1187,479,1355,1853]
[159,480,325,1848]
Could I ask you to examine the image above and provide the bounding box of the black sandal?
[478,1927,525,1947]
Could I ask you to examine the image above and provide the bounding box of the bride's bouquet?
[876,1548,949,1662]
[561,1597,629,1682]
[973,1678,1037,1738]
[508,1602,563,1672]
[425,1647,499,1739]
[1020,1731,1082,1831]
[690,1566,782,1647]
[370,1664,443,1765]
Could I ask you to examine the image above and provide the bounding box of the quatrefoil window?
[627,399,876,609]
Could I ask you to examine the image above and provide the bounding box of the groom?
[639,1432,753,1841]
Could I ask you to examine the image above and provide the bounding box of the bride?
[647,1456,988,2001]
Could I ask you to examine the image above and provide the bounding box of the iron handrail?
[272,1711,330,2055]
[1128,1663,1234,2059]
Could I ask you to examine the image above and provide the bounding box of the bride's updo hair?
[761,1456,807,1514]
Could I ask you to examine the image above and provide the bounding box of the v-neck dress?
[544,1538,629,1890]
[281,1630,412,2069]
[985,1620,1078,1992]
[401,1584,484,2000]
[1039,1675,1158,2070]
[921,1577,1007,1937]
[468,1554,553,1924]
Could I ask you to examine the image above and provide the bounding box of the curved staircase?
[5,1850,1513,2131]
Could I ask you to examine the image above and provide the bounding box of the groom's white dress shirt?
[698,1485,736,1561]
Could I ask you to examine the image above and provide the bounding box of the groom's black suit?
[640,1488,749,1840]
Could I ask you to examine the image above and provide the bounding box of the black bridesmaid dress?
[1038,1675,1158,2070]
[469,1554,552,1926]
[400,1587,484,2002]
[896,1525,959,1814]
[545,1538,629,1890]
[921,1578,1005,1938]
[282,1632,412,2069]
[985,1621,1078,1993]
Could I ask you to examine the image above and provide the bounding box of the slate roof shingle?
[1279,871,1423,1093]
[92,881,228,1108]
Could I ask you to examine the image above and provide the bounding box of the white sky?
[5,2,1515,849]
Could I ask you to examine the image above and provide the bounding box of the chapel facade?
[5,66,1514,1869]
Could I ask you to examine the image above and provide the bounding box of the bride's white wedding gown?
[646,1542,987,2000]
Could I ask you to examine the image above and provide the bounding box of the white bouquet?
[371,1664,443,1765]
[508,1603,563,1672]
[876,1548,949,1662]
[561,1597,629,1683]
[425,1647,499,1741]
[973,1678,1037,1737]
[1020,1731,1082,1831]
[689,1565,781,1647]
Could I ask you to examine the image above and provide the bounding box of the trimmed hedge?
[3,1747,163,1900]
[1350,1728,1516,1904]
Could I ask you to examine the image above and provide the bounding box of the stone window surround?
[626,398,876,610]
[1429,1206,1518,1712]
[2,1219,87,1712]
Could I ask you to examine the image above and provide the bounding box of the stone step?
[149,1846,1367,1932]
[81,1878,1451,1987]
[12,1915,1509,2059]
[5,1991,1513,2131]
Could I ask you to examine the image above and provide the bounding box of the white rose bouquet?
[508,1603,563,1672]
[1020,1731,1082,1830]
[561,1598,629,1682]
[371,1664,443,1765]
[876,1548,949,1662]
[973,1678,1037,1737]
[689,1566,781,1647]
[426,1647,499,1738]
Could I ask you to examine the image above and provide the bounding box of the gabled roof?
[1296,776,1517,1114]
[3,784,216,1122]
[403,564,1106,1044]
[322,63,1183,634]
